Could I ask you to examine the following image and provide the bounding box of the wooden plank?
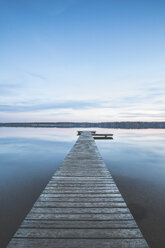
[94,137,113,140]
[38,197,125,202]
[7,131,149,248]
[29,207,130,214]
[33,201,127,208]
[51,177,113,180]
[40,193,121,197]
[25,213,134,220]
[46,184,117,188]
[43,189,120,193]
[92,133,113,136]
[14,228,143,238]
[48,181,115,184]
[8,238,149,248]
[21,219,138,229]
[49,179,114,183]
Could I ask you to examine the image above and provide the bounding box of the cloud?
[26,72,46,81]
[0,78,164,122]
[117,112,165,118]
[0,99,104,112]
[0,83,21,95]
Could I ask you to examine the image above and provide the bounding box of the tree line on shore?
[0,122,165,129]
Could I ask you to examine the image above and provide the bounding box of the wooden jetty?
[8,131,149,248]
[78,131,113,139]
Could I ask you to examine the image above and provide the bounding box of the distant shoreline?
[0,122,165,129]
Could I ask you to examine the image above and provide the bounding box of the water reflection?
[0,128,165,248]
[96,130,165,248]
[0,128,76,248]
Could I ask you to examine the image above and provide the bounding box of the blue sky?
[0,0,165,122]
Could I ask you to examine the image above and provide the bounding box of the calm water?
[0,128,165,248]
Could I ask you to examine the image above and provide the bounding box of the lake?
[0,127,165,248]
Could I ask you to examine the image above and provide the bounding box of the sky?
[0,0,165,122]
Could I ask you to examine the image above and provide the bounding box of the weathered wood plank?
[25,213,134,220]
[21,219,138,229]
[92,133,113,136]
[40,193,121,197]
[14,228,143,238]
[43,189,120,194]
[48,181,115,184]
[29,207,129,214]
[8,238,149,248]
[34,201,127,208]
[44,185,118,189]
[51,177,113,180]
[38,197,125,202]
[49,179,114,182]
